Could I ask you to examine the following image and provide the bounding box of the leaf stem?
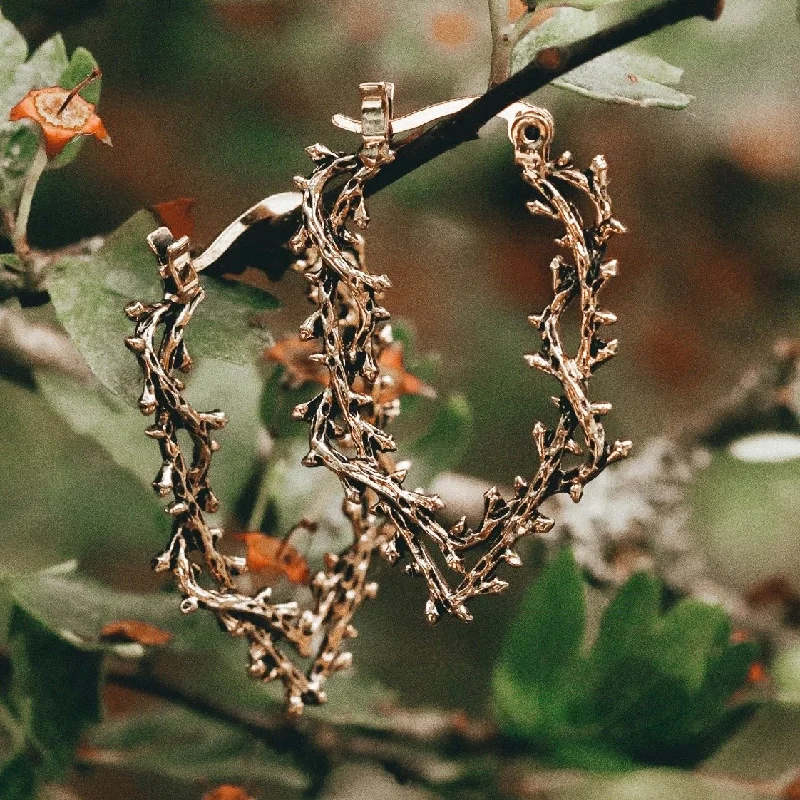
[13,142,48,260]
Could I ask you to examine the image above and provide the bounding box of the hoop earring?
[125,83,630,713]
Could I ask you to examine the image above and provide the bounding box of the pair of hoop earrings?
[125,83,631,713]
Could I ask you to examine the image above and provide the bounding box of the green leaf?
[511,8,692,109]
[408,394,473,481]
[58,46,101,103]
[494,547,585,741]
[0,751,38,800]
[494,562,757,768]
[4,605,103,780]
[0,32,68,119]
[46,211,279,402]
[589,572,660,673]
[88,706,308,790]
[656,600,730,692]
[48,46,101,170]
[0,16,28,111]
[3,561,219,657]
[0,17,27,98]
[0,123,38,211]
[38,358,264,515]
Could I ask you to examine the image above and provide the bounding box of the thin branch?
[366,0,721,196]
[0,302,92,381]
[204,0,723,278]
[488,0,527,88]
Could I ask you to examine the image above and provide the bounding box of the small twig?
[203,0,723,278]
[487,0,527,88]
[57,66,102,115]
[13,143,47,260]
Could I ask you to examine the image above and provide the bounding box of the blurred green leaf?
[88,706,307,790]
[0,17,28,92]
[690,451,800,591]
[46,211,279,402]
[2,561,216,656]
[494,547,585,745]
[408,394,473,482]
[37,359,264,514]
[511,8,692,109]
[0,751,38,800]
[0,602,103,796]
[494,556,757,768]
[0,124,38,211]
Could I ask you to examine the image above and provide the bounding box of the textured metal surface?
[126,84,630,713]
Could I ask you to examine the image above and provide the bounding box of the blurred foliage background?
[1,0,800,798]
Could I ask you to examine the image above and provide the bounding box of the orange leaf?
[9,68,110,158]
[431,12,475,48]
[264,335,327,388]
[784,776,800,800]
[746,661,769,685]
[152,196,196,241]
[202,786,254,800]
[99,620,173,646]
[265,335,435,402]
[233,532,311,585]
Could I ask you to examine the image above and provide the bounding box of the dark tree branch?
[205,0,723,278]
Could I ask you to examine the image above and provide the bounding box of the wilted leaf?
[152,196,196,240]
[202,786,254,800]
[99,620,173,646]
[10,67,109,158]
[46,211,279,402]
[265,336,434,402]
[511,8,692,109]
[233,532,311,585]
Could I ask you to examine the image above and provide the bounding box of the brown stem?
[205,0,723,279]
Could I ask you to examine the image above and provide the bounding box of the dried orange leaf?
[266,335,435,402]
[202,786,254,800]
[431,12,475,48]
[9,68,111,157]
[233,532,311,585]
[99,619,173,646]
[152,196,196,241]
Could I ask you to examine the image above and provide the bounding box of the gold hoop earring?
[125,82,630,713]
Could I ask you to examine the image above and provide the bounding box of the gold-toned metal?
[127,84,630,714]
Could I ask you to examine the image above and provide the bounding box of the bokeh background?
[1,0,800,797]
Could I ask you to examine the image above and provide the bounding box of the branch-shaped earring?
[291,84,631,622]
[125,82,631,713]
